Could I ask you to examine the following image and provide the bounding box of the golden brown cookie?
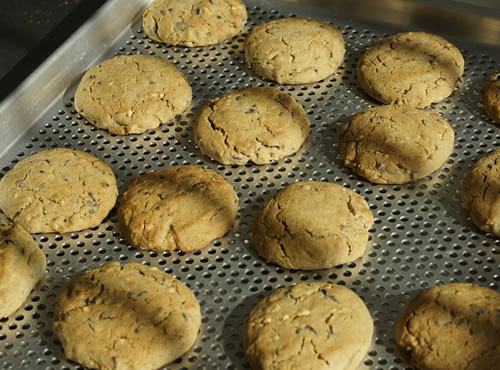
[252,181,374,270]
[339,105,455,184]
[143,0,247,47]
[118,165,238,252]
[482,72,500,123]
[244,18,345,84]
[244,282,374,370]
[53,262,201,370]
[75,54,192,135]
[357,32,464,107]
[0,213,45,318]
[194,87,310,165]
[0,148,118,233]
[396,283,500,370]
[462,149,500,236]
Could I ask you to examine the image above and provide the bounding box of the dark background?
[0,0,105,100]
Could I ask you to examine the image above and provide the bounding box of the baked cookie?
[252,181,374,270]
[118,165,238,251]
[194,87,310,165]
[462,149,500,236]
[53,262,201,370]
[482,72,500,123]
[0,148,118,233]
[244,18,345,84]
[75,54,192,134]
[143,0,247,47]
[244,282,373,370]
[0,213,46,318]
[339,105,454,184]
[357,32,464,107]
[396,283,500,370]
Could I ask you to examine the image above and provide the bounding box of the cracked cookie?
[194,87,310,165]
[244,282,373,370]
[143,0,247,47]
[0,213,46,318]
[482,72,500,123]
[357,32,464,107]
[0,148,118,233]
[339,105,454,184]
[252,181,374,270]
[462,149,500,236]
[118,165,238,251]
[74,54,192,135]
[53,261,201,370]
[396,282,500,370]
[244,18,345,84]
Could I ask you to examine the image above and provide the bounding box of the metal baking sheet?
[0,0,499,369]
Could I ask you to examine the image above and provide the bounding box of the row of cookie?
[48,261,374,369]
[1,139,499,272]
[244,18,500,125]
[72,47,498,184]
[76,0,500,140]
[2,193,499,369]
[140,0,345,84]
[141,0,497,122]
[0,147,366,265]
[141,0,463,108]
[13,251,497,370]
[75,56,452,184]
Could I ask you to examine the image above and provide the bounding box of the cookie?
[462,149,500,236]
[396,283,500,370]
[194,87,310,165]
[244,18,345,84]
[53,262,201,370]
[0,213,46,318]
[339,105,454,184]
[75,54,192,134]
[482,72,500,123]
[118,165,238,252]
[143,0,247,47]
[0,148,118,233]
[244,282,373,370]
[252,181,374,270]
[357,32,464,107]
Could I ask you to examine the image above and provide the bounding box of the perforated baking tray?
[0,0,499,369]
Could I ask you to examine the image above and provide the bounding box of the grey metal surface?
[0,0,499,369]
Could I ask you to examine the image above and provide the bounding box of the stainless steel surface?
[0,0,150,158]
[281,0,500,46]
[0,0,499,369]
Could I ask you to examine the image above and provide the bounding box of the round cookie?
[462,149,500,236]
[482,72,500,123]
[357,32,464,107]
[143,0,247,47]
[194,87,310,165]
[0,213,46,318]
[75,54,192,135]
[118,165,238,252]
[396,283,500,370]
[338,105,455,184]
[252,181,374,270]
[244,18,345,84]
[244,282,373,370]
[0,148,118,234]
[53,262,201,369]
